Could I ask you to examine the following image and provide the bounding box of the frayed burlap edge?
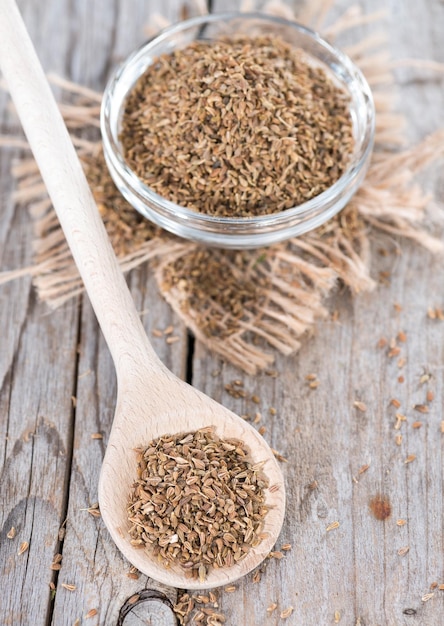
[1,1,443,374]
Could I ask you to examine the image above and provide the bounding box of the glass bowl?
[101,12,375,250]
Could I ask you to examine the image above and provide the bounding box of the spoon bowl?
[100,366,285,588]
[0,0,286,589]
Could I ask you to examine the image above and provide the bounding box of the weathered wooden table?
[1,1,443,624]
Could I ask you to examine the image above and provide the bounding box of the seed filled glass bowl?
[101,12,375,249]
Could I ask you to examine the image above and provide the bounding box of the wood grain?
[0,0,443,624]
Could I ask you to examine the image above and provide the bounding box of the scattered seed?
[91,433,103,440]
[397,357,407,368]
[377,337,388,348]
[128,594,140,605]
[414,404,429,414]
[251,395,260,404]
[309,380,320,389]
[271,448,288,463]
[397,331,407,342]
[85,609,98,619]
[398,546,410,556]
[334,610,341,623]
[326,521,340,532]
[269,407,277,416]
[395,434,403,445]
[61,583,77,591]
[280,607,294,619]
[258,426,267,435]
[430,582,438,590]
[398,376,405,383]
[388,346,401,358]
[18,541,29,555]
[353,401,367,412]
[166,336,180,344]
[7,527,16,539]
[397,519,406,526]
[267,602,277,613]
[405,454,416,464]
[439,584,444,590]
[224,586,236,593]
[358,464,370,474]
[152,328,163,337]
[305,373,317,381]
[421,592,435,602]
[426,390,434,402]
[269,551,284,559]
[281,543,292,551]
[390,398,401,408]
[412,421,422,429]
[252,570,262,583]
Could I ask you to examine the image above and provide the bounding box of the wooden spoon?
[0,0,285,589]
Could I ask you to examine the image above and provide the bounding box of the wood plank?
[192,0,444,624]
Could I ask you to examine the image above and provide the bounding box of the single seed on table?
[91,432,103,439]
[398,357,407,368]
[18,541,29,555]
[267,603,277,613]
[61,583,77,591]
[281,543,292,551]
[224,586,236,593]
[405,454,416,464]
[395,434,403,445]
[412,421,422,429]
[258,426,267,436]
[128,594,140,605]
[422,592,435,602]
[398,546,410,556]
[353,401,367,412]
[152,328,162,337]
[251,395,260,404]
[281,607,294,619]
[388,346,401,358]
[397,519,407,526]
[430,582,438,590]
[269,551,284,559]
[439,584,444,590]
[163,325,174,335]
[414,404,429,413]
[309,380,320,389]
[7,526,16,539]
[426,390,434,402]
[269,407,277,416]
[305,373,317,381]
[398,376,405,383]
[394,303,403,313]
[334,610,341,623]
[390,398,401,408]
[326,521,340,532]
[85,609,98,619]
[166,336,180,344]
[377,337,388,348]
[397,331,407,342]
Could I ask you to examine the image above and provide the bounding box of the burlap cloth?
[1,0,443,374]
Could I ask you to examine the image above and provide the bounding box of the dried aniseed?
[127,427,268,581]
[269,407,277,416]
[85,609,98,619]
[395,434,403,446]
[412,421,423,429]
[91,432,103,440]
[390,398,401,408]
[405,454,416,464]
[426,390,434,402]
[353,401,367,412]
[258,426,267,436]
[18,541,29,555]
[398,546,410,556]
[121,36,353,218]
[398,375,405,383]
[414,404,429,414]
[280,606,294,619]
[377,337,388,348]
[269,551,284,559]
[422,592,435,602]
[334,610,341,623]
[281,543,292,551]
[358,464,370,474]
[224,586,236,593]
[397,331,407,342]
[267,602,277,613]
[397,519,407,526]
[7,526,16,539]
[61,583,77,591]
[326,521,340,532]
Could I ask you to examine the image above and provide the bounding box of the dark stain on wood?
[369,494,391,520]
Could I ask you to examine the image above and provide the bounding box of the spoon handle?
[0,0,163,379]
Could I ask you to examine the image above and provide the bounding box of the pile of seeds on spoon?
[127,426,269,581]
[121,34,354,217]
